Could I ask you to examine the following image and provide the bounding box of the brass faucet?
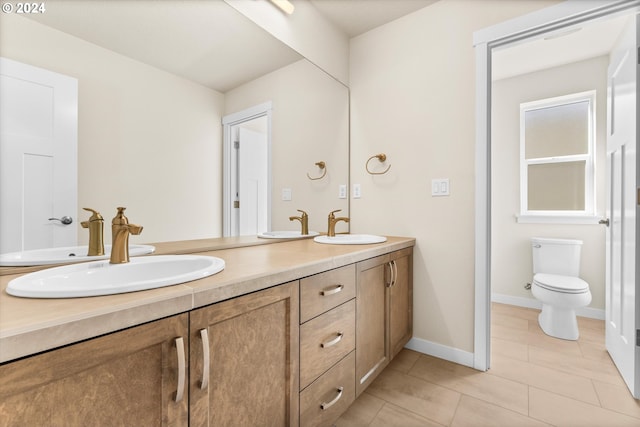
[80,208,105,256]
[289,209,309,235]
[110,207,143,264]
[327,209,349,237]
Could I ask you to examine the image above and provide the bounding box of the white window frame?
[517,90,597,224]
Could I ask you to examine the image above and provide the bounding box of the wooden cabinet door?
[389,248,413,358]
[355,257,389,397]
[189,281,300,427]
[0,314,189,427]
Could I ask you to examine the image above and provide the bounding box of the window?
[518,91,596,223]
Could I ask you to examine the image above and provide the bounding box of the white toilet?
[530,237,592,340]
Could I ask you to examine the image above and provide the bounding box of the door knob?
[49,216,73,225]
[598,218,610,227]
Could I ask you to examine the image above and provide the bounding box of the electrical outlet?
[282,188,292,201]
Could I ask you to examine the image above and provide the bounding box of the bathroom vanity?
[0,236,414,426]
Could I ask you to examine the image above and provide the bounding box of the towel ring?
[366,154,391,175]
[307,161,327,180]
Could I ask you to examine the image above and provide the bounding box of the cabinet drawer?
[300,300,355,390]
[300,264,356,322]
[300,351,355,427]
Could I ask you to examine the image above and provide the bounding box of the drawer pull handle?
[175,337,186,402]
[321,284,344,296]
[320,332,344,348]
[199,328,210,390]
[320,387,344,410]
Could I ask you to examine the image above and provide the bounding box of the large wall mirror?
[0,0,349,252]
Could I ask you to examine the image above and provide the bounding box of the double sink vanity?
[0,234,414,426]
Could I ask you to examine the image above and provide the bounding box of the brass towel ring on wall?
[366,153,391,175]
[307,161,327,180]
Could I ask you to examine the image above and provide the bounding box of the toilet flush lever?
[599,218,610,227]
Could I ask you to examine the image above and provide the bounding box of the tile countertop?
[0,236,415,364]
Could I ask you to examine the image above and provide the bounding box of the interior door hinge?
[636,329,640,346]
[234,141,239,149]
[637,188,640,206]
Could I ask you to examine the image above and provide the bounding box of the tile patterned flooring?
[336,303,640,426]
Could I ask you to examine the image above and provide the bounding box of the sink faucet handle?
[329,209,342,218]
[290,209,309,235]
[82,207,103,221]
[81,208,105,256]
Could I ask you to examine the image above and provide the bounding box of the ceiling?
[308,0,630,80]
[21,0,302,92]
[308,0,438,37]
[19,0,439,92]
[492,13,630,81]
[19,0,632,90]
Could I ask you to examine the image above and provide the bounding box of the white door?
[238,127,268,235]
[0,58,78,253]
[605,14,639,398]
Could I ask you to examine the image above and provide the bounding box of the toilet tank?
[531,237,582,276]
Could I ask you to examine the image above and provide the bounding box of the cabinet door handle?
[386,261,394,287]
[199,328,210,390]
[320,332,343,348]
[320,284,344,296]
[175,337,186,402]
[392,260,398,287]
[320,387,344,410]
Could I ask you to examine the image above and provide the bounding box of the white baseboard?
[405,337,475,368]
[491,293,605,320]
[406,296,605,371]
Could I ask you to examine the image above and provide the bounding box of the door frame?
[222,101,272,237]
[473,0,640,371]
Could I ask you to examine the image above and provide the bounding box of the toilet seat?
[533,273,589,294]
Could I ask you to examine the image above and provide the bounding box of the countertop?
[0,236,415,364]
[0,235,280,277]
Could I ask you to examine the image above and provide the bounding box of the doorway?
[0,57,78,252]
[473,0,639,387]
[222,102,272,237]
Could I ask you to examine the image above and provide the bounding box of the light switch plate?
[431,179,450,196]
[282,188,292,201]
[353,183,361,199]
[339,184,347,199]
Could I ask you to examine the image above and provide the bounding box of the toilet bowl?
[531,238,592,340]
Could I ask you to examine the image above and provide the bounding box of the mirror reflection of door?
[0,57,78,253]
[222,103,271,237]
[235,123,268,236]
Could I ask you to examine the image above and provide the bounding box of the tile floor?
[336,303,640,426]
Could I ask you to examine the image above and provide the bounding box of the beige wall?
[0,14,225,244]
[349,0,558,353]
[224,59,349,233]
[492,56,608,310]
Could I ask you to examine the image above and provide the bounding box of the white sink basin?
[258,231,319,239]
[0,245,156,267]
[6,255,224,298]
[313,234,387,245]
